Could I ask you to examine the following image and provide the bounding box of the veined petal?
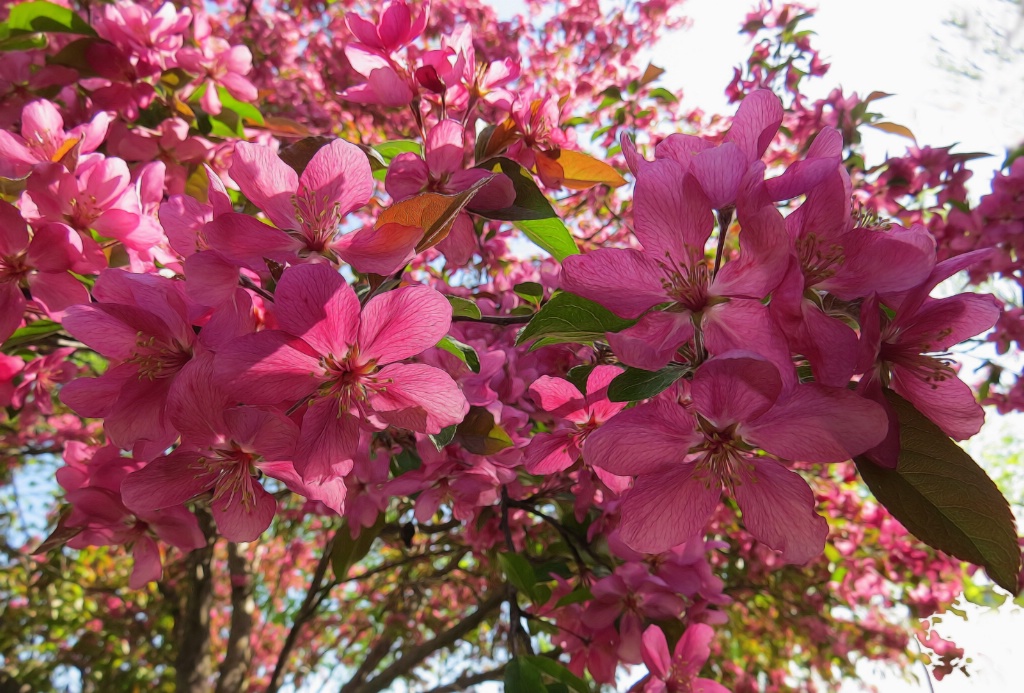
[358,285,452,364]
[231,142,299,230]
[633,159,713,259]
[607,310,694,371]
[523,432,578,475]
[425,119,465,178]
[731,456,829,564]
[619,464,721,553]
[215,330,324,405]
[584,399,699,476]
[689,142,747,209]
[690,354,781,426]
[367,362,469,433]
[560,248,668,319]
[120,450,216,513]
[211,478,277,542]
[275,263,359,357]
[725,89,783,161]
[295,399,358,482]
[529,375,585,417]
[743,384,887,462]
[891,364,985,440]
[299,138,374,218]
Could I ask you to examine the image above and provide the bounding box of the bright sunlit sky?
[487,0,1024,691]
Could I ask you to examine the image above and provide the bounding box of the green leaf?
[217,86,264,125]
[428,425,457,451]
[854,390,1021,594]
[498,552,538,598]
[565,365,595,394]
[446,295,482,320]
[2,319,63,351]
[454,406,514,455]
[390,448,421,476]
[505,658,547,693]
[0,27,47,50]
[513,281,544,305]
[607,365,687,403]
[648,87,679,103]
[554,586,593,609]
[6,1,96,35]
[475,157,579,261]
[516,291,635,349]
[524,655,592,693]
[374,139,422,162]
[331,515,386,580]
[436,335,480,373]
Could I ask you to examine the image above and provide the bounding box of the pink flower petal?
[523,432,578,475]
[231,142,299,230]
[367,362,469,433]
[211,478,277,542]
[561,248,668,319]
[121,450,217,514]
[731,457,829,564]
[641,626,672,679]
[619,463,721,553]
[334,222,420,275]
[425,120,465,177]
[215,330,325,405]
[689,142,747,209]
[584,399,699,476]
[275,263,359,357]
[690,355,782,426]
[358,285,452,364]
[891,364,985,440]
[633,159,713,259]
[725,89,783,161]
[299,138,374,218]
[607,311,694,371]
[295,399,359,482]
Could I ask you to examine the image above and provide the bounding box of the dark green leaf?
[513,281,544,305]
[505,658,547,693]
[390,448,421,476]
[2,319,63,350]
[565,365,595,394]
[607,365,687,403]
[498,552,538,598]
[475,157,579,261]
[854,389,1021,594]
[7,1,96,35]
[454,406,514,455]
[524,655,591,693]
[436,335,480,373]
[516,292,634,349]
[428,425,458,451]
[446,295,482,320]
[331,515,386,580]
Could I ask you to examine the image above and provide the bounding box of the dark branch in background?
[501,487,534,658]
[422,664,508,693]
[343,592,505,693]
[266,529,338,693]
[452,314,534,325]
[215,542,256,693]
[174,509,216,693]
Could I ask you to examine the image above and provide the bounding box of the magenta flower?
[120,353,343,542]
[561,157,791,375]
[345,0,429,55]
[586,354,887,562]
[385,119,514,265]
[858,250,1001,466]
[60,270,198,457]
[225,138,420,274]
[0,201,91,343]
[216,263,469,481]
[58,443,204,589]
[639,624,728,693]
[0,99,111,179]
[176,15,258,116]
[523,365,627,488]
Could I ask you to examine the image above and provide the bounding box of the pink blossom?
[226,138,419,273]
[523,365,628,490]
[0,100,111,179]
[345,0,429,55]
[177,14,258,116]
[94,1,194,72]
[0,201,91,342]
[586,354,887,562]
[639,624,728,693]
[216,263,469,481]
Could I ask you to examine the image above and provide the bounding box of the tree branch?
[422,665,508,693]
[215,542,256,693]
[266,530,337,693]
[175,509,216,693]
[345,592,505,693]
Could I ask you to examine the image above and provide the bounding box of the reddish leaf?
[534,148,627,190]
[374,177,489,253]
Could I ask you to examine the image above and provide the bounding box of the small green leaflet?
[446,295,482,320]
[516,291,635,349]
[607,365,687,403]
[436,335,480,373]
